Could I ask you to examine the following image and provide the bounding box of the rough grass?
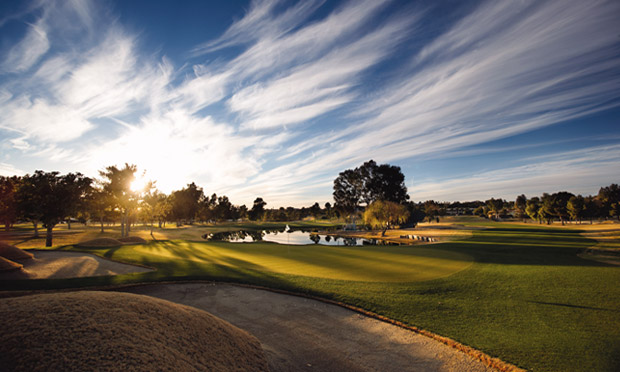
[0,242,34,261]
[2,218,619,371]
[0,291,269,372]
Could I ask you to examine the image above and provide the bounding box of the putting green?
[134,241,473,282]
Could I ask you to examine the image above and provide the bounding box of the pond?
[202,229,402,246]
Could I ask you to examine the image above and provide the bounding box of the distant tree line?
[0,164,345,246]
[1,160,618,246]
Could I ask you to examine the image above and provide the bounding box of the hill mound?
[118,236,148,244]
[0,256,22,272]
[0,242,34,261]
[0,291,269,372]
[76,238,123,247]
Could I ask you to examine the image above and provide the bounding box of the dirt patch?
[0,251,153,280]
[122,283,499,372]
[0,291,269,372]
[0,242,34,261]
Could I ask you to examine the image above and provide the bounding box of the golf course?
[1,217,619,371]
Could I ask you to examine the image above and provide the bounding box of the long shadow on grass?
[443,226,612,267]
[527,301,620,312]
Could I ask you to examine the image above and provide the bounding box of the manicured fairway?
[2,221,620,372]
[132,241,473,282]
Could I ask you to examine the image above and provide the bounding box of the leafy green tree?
[567,195,585,224]
[170,182,204,225]
[363,200,409,236]
[598,184,620,220]
[540,193,555,224]
[309,202,321,219]
[333,160,409,218]
[485,198,504,220]
[324,202,332,219]
[515,194,527,221]
[0,176,19,231]
[473,205,485,218]
[526,197,541,223]
[87,187,110,233]
[583,196,600,224]
[99,164,138,237]
[17,171,91,246]
[249,197,267,221]
[333,168,363,216]
[423,200,440,223]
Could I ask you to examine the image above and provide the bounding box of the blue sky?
[0,0,619,207]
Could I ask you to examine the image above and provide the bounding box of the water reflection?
[202,229,401,246]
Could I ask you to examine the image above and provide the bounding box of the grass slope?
[1,220,619,371]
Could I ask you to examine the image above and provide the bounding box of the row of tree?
[0,164,343,246]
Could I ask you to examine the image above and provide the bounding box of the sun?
[130,175,149,193]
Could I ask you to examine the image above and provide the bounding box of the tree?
[99,164,138,237]
[526,197,541,223]
[363,200,409,236]
[249,197,267,221]
[87,187,110,233]
[485,198,504,220]
[567,195,585,224]
[61,172,92,229]
[515,194,527,222]
[333,168,363,216]
[170,182,204,225]
[324,202,332,219]
[540,193,555,224]
[333,160,409,217]
[309,202,321,219]
[17,171,90,247]
[551,191,574,225]
[423,200,440,223]
[0,176,19,231]
[598,184,620,220]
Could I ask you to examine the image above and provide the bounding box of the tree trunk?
[45,225,53,247]
[100,216,105,233]
[33,221,39,238]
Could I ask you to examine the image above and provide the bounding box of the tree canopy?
[363,200,409,236]
[333,160,409,214]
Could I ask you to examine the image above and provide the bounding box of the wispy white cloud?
[2,21,49,72]
[409,144,620,202]
[0,0,618,207]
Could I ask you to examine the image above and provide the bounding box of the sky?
[0,0,619,208]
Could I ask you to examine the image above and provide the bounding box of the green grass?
[2,220,619,371]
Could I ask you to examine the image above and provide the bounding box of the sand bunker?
[0,251,153,280]
[0,256,22,272]
[124,283,497,372]
[0,291,269,372]
[0,242,34,261]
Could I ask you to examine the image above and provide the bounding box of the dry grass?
[0,242,34,261]
[0,291,269,372]
[0,256,23,272]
